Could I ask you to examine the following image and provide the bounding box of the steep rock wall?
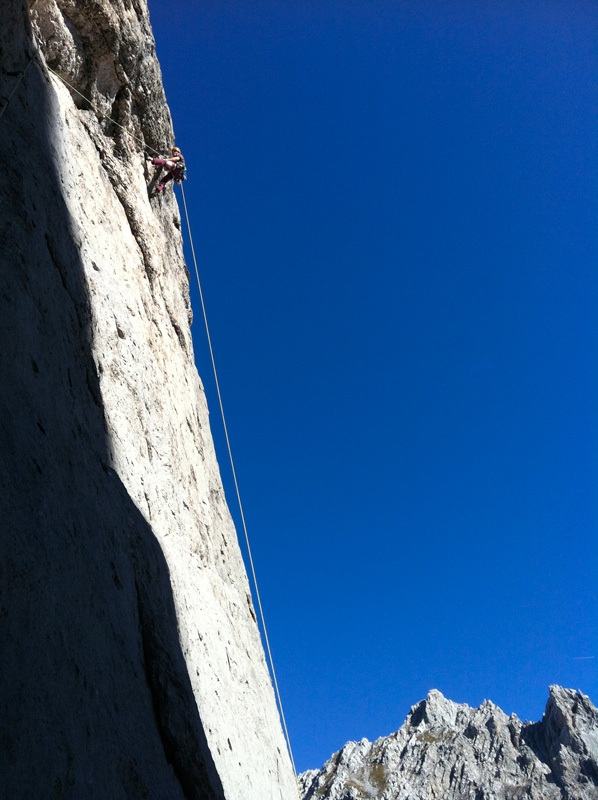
[0,2,296,798]
[300,686,598,800]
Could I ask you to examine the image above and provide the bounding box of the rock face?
[299,686,598,800]
[0,2,295,798]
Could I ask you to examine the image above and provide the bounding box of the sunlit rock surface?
[300,686,598,800]
[0,1,295,797]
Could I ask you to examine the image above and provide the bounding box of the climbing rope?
[3,40,301,794]
[0,39,163,158]
[0,46,39,123]
[180,183,300,791]
[44,64,163,157]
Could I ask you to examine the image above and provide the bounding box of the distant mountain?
[300,686,598,799]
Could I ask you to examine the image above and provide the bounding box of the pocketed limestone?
[0,2,296,798]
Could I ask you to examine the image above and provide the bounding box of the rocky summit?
[299,686,598,800]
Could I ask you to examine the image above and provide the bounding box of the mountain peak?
[300,687,598,800]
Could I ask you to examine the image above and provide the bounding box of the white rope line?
[0,46,39,123]
[13,41,302,795]
[44,63,163,157]
[179,184,300,790]
[2,44,153,156]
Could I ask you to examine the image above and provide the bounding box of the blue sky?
[147,0,597,772]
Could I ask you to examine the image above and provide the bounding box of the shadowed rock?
[0,1,296,798]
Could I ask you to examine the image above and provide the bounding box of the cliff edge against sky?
[0,1,296,798]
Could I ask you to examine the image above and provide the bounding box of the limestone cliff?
[299,686,598,800]
[0,2,296,798]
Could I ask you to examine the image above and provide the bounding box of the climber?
[150,146,186,192]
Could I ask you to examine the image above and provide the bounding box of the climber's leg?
[157,172,174,193]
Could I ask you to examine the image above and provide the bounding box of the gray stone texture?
[299,686,598,800]
[0,1,296,798]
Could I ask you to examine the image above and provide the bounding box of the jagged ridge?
[300,686,598,800]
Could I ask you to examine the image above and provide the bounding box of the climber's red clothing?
[152,157,185,183]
